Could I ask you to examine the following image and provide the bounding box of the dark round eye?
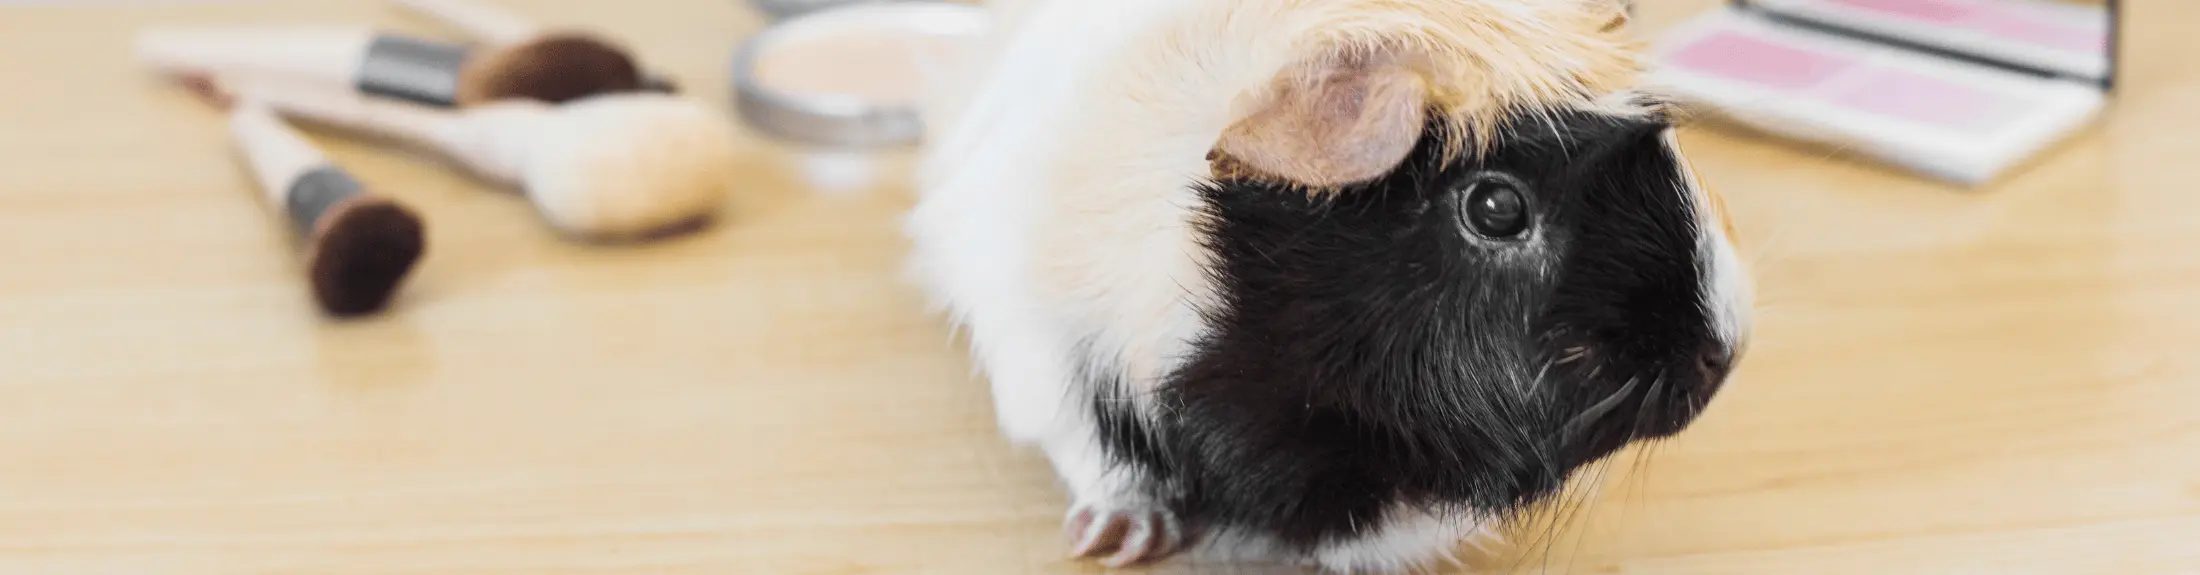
[1461,178,1530,239]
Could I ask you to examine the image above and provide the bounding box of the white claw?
[1065,503,1188,567]
[1103,512,1156,567]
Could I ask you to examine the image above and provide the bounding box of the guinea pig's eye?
[1460,176,1530,239]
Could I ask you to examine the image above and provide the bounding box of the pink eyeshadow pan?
[1669,31,1859,90]
[1817,65,2020,134]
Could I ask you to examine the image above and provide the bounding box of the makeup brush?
[178,75,427,317]
[135,24,658,109]
[386,0,679,93]
[228,77,738,241]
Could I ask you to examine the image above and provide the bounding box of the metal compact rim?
[747,0,881,20]
[731,1,988,150]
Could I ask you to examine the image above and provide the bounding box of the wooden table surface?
[0,0,2194,573]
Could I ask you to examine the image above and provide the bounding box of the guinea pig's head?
[1078,1,1757,568]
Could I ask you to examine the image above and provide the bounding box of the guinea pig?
[904,0,1756,571]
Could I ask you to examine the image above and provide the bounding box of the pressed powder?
[751,30,967,105]
[733,2,988,193]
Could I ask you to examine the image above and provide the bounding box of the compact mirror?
[1646,0,2120,186]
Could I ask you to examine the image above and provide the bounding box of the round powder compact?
[733,1,988,192]
[734,1,986,147]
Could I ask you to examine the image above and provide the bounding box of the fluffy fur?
[906,0,1753,571]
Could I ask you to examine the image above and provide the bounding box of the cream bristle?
[509,94,739,238]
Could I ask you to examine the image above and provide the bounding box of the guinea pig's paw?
[1064,499,1186,568]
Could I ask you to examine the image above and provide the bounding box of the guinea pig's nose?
[1694,344,1734,387]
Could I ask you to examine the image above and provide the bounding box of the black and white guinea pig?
[905,0,1755,571]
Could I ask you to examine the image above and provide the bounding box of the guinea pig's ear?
[1212,52,1428,189]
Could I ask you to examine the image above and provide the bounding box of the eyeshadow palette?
[1647,0,2118,186]
[1748,0,2111,84]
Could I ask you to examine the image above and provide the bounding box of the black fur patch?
[1089,105,1732,552]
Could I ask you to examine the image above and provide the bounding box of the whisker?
[1538,457,1614,575]
[1505,496,1565,575]
[1558,457,1620,575]
[1603,437,1663,569]
[1516,372,1659,573]
[1631,440,1664,509]
[1589,374,1673,571]
[1498,487,1571,575]
[1631,375,1666,438]
[1555,346,1589,365]
[1558,375,1641,441]
[1521,356,1556,398]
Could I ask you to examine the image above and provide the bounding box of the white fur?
[905,0,1262,566]
[1665,130,1755,349]
[907,0,1183,439]
[906,1,1195,526]
[1308,507,1485,574]
[1704,209,1755,350]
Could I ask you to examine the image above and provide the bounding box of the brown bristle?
[304,196,427,317]
[457,34,643,105]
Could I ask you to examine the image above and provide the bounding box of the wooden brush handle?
[226,97,338,210]
[237,78,470,160]
[388,0,540,46]
[239,77,548,188]
[135,26,377,92]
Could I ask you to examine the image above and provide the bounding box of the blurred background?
[0,0,2192,573]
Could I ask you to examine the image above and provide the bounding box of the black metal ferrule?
[357,34,474,107]
[285,166,367,237]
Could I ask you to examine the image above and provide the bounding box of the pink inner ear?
[1215,58,1427,188]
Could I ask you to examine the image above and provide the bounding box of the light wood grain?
[0,1,2193,574]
